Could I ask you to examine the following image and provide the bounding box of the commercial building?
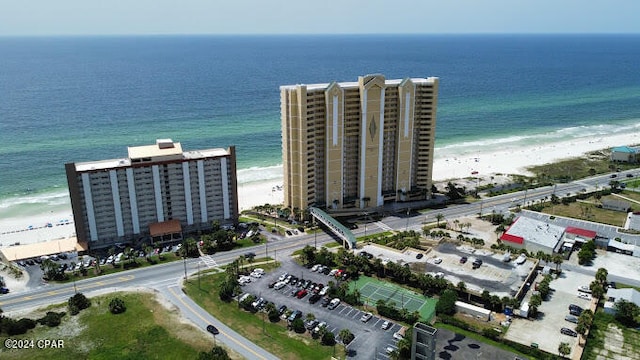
[604,288,640,314]
[411,322,437,360]
[65,139,238,249]
[281,74,439,211]
[500,216,565,254]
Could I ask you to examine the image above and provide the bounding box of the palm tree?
[558,342,571,358]
[552,254,564,273]
[595,267,608,287]
[435,213,444,227]
[339,328,354,345]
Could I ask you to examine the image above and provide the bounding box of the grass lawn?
[582,310,640,360]
[541,200,628,227]
[0,292,214,360]
[184,272,345,360]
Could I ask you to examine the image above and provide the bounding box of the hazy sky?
[1,0,639,36]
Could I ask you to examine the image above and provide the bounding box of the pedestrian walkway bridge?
[309,207,356,249]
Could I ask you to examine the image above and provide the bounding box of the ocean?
[1,34,640,222]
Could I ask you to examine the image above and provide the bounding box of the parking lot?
[239,259,403,359]
[426,243,533,297]
[504,268,594,357]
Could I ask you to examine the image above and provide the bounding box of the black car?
[460,256,468,264]
[206,324,219,335]
[560,327,577,337]
[416,253,424,259]
[278,305,287,315]
[268,281,278,288]
[308,293,322,304]
[472,258,482,268]
[322,267,331,275]
[321,296,331,307]
[569,308,582,316]
[244,252,256,259]
[569,304,583,312]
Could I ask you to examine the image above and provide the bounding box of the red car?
[296,289,308,298]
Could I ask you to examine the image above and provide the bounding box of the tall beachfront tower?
[281,74,439,212]
[65,139,238,249]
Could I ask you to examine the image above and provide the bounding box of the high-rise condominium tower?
[65,139,238,249]
[281,74,438,211]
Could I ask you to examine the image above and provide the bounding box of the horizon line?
[1,32,640,38]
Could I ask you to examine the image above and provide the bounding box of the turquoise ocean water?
[1,34,639,221]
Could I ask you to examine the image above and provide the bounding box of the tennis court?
[349,276,437,321]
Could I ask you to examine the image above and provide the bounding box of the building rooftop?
[280,76,438,91]
[128,139,183,160]
[501,216,565,249]
[74,140,230,172]
[612,146,640,153]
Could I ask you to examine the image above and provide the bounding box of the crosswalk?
[375,221,393,231]
[200,255,218,269]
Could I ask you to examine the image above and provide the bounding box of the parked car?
[278,305,287,315]
[328,298,341,309]
[577,292,592,300]
[278,272,288,281]
[564,315,578,324]
[416,253,424,259]
[313,321,327,334]
[308,293,322,304]
[472,258,483,268]
[381,320,391,330]
[460,256,468,264]
[296,289,308,298]
[433,258,442,264]
[578,285,592,293]
[569,304,583,312]
[274,281,286,290]
[0,287,9,294]
[287,310,302,322]
[305,319,319,331]
[360,312,373,322]
[561,327,578,337]
[321,296,331,307]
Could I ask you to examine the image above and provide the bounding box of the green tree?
[108,297,126,314]
[436,289,457,316]
[595,267,608,287]
[435,213,445,228]
[529,293,542,317]
[558,342,571,358]
[590,281,605,300]
[321,330,336,346]
[68,292,91,315]
[614,299,640,326]
[291,318,305,333]
[198,345,231,360]
[339,328,354,345]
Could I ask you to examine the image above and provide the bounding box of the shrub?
[291,318,305,333]
[68,292,91,315]
[109,297,127,314]
[38,311,65,327]
[321,330,336,346]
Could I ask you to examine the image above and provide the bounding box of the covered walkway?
[309,207,356,249]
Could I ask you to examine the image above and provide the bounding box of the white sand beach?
[1,130,638,248]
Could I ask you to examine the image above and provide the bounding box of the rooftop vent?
[156,139,175,149]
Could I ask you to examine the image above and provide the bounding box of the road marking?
[166,285,270,360]
[200,255,219,269]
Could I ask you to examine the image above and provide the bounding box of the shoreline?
[1,130,638,247]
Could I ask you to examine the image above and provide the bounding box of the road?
[0,234,333,360]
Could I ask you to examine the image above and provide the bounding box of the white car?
[311,264,321,272]
[319,287,328,296]
[578,285,592,293]
[577,292,592,300]
[381,320,391,330]
[433,258,442,264]
[328,298,341,310]
[274,281,286,290]
[360,312,373,322]
[435,272,445,279]
[250,271,263,278]
[278,272,288,281]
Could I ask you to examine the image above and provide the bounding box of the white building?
[604,288,640,314]
[66,139,238,249]
[500,216,565,254]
